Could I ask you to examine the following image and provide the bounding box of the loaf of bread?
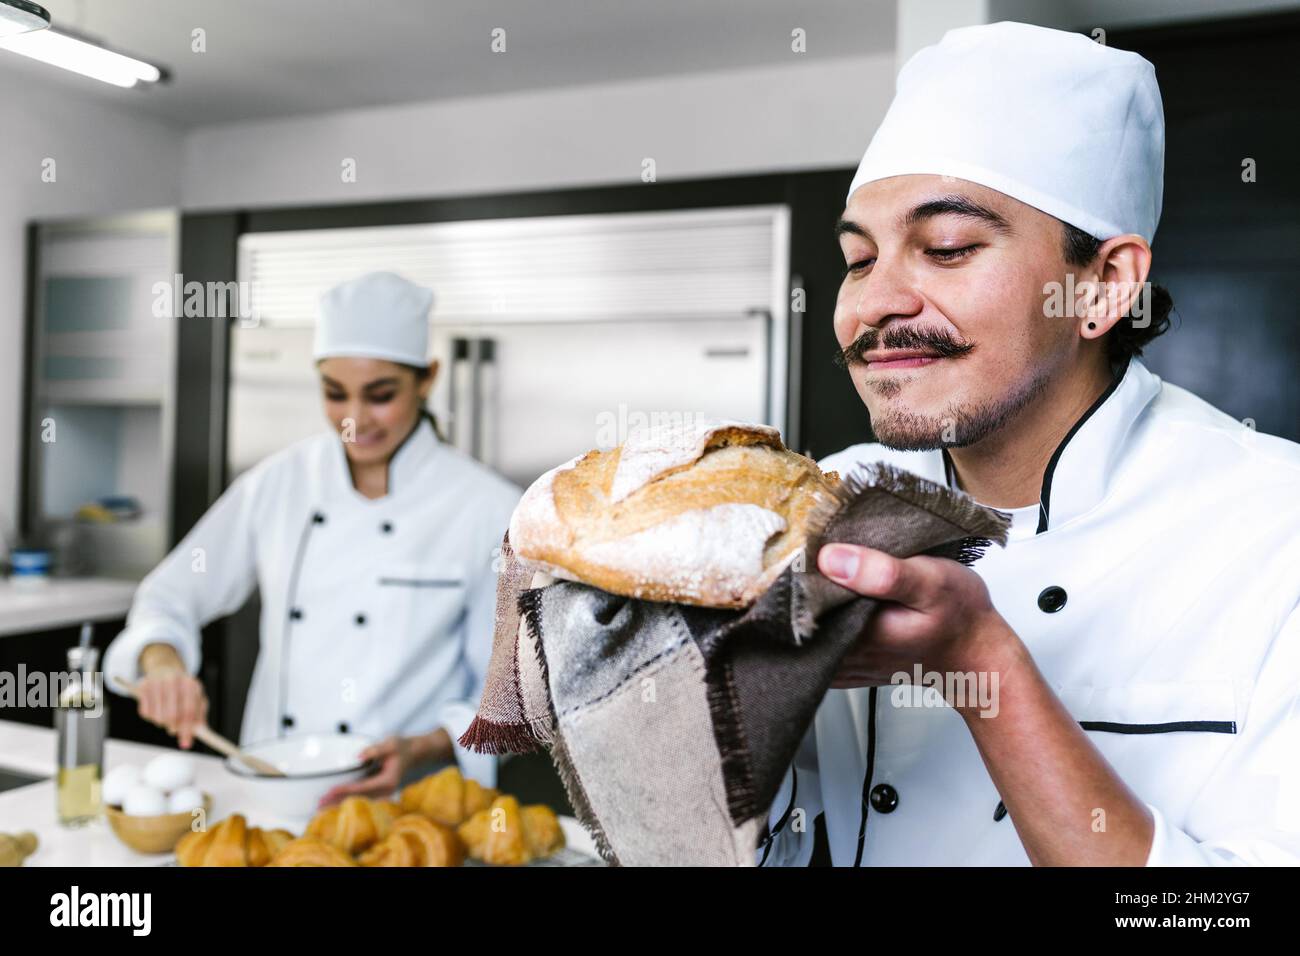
[508,418,839,608]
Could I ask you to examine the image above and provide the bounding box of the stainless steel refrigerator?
[228,206,793,489]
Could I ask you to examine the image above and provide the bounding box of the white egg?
[122,784,168,817]
[102,764,142,806]
[142,753,195,791]
[166,786,204,814]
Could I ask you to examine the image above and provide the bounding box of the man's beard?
[866,365,1052,451]
[836,324,1049,451]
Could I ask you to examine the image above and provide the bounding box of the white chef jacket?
[761,356,1300,866]
[104,417,520,787]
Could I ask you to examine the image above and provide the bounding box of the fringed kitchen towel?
[461,462,1011,865]
[456,535,556,754]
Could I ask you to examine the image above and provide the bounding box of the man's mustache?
[834,326,974,368]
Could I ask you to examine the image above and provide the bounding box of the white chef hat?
[847,21,1165,242]
[313,271,434,366]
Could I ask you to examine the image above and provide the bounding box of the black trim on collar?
[1080,719,1237,735]
[942,360,1131,532]
[1034,358,1130,534]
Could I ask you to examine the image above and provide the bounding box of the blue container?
[10,549,52,579]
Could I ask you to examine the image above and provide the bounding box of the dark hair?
[403,362,446,441]
[1061,222,1173,368]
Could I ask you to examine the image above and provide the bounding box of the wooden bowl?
[105,795,213,855]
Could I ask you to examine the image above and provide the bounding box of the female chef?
[761,23,1300,866]
[104,271,520,797]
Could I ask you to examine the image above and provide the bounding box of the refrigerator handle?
[448,337,475,458]
[745,308,775,432]
[475,337,498,468]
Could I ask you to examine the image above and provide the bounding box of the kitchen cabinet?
[22,210,180,579]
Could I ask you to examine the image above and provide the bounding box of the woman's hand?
[317,735,415,808]
[818,543,1017,694]
[317,729,456,808]
[134,644,209,750]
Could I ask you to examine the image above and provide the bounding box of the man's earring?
[1086,321,1097,331]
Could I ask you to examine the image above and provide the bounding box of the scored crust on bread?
[508,418,840,608]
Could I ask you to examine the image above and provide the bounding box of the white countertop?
[0,577,138,638]
[0,720,596,866]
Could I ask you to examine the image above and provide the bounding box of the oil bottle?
[54,639,106,826]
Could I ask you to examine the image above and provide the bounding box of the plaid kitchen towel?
[461,462,1011,865]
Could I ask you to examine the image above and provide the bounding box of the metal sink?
[0,767,46,793]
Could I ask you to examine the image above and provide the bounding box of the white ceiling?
[2,0,1297,129]
[0,0,897,127]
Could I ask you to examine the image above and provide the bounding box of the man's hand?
[818,543,1014,689]
[819,543,1155,864]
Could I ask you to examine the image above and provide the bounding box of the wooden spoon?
[116,679,286,777]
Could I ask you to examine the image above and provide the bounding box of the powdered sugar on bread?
[507,419,835,608]
[581,503,787,604]
[607,417,782,503]
[509,453,583,559]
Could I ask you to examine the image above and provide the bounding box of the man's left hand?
[818,543,1015,689]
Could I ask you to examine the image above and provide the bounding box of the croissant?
[174,814,295,867]
[457,796,565,866]
[267,837,359,867]
[399,767,498,827]
[358,815,465,868]
[305,796,396,855]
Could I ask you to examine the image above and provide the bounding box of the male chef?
[762,21,1300,866]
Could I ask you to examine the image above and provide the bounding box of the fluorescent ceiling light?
[0,22,165,89]
[0,0,48,39]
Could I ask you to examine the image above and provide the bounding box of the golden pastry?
[457,795,565,866]
[0,832,38,867]
[520,804,565,859]
[508,419,839,608]
[174,814,295,867]
[267,837,359,867]
[399,766,498,827]
[305,795,396,855]
[358,814,465,868]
